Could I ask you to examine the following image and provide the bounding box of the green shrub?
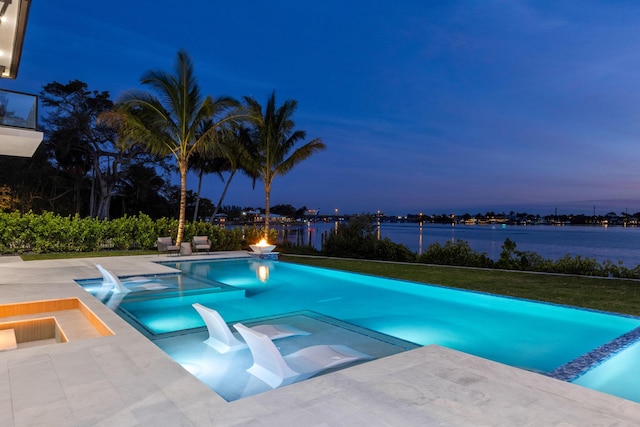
[547,254,607,277]
[154,217,179,241]
[494,238,617,277]
[494,238,554,271]
[213,227,244,251]
[375,238,416,262]
[321,216,416,262]
[108,216,137,250]
[9,211,37,253]
[0,211,23,253]
[131,213,157,249]
[322,216,378,259]
[417,239,494,268]
[0,211,264,254]
[608,261,640,279]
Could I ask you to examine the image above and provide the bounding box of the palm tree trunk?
[193,169,203,222]
[264,184,270,238]
[210,169,236,222]
[96,181,110,219]
[89,166,95,218]
[177,163,188,245]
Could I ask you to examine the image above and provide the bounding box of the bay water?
[277,222,640,268]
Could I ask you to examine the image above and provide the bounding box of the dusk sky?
[3,1,640,216]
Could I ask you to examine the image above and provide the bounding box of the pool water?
[78,258,640,402]
[571,340,640,402]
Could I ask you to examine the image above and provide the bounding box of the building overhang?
[0,0,32,79]
[0,125,42,156]
[0,89,42,157]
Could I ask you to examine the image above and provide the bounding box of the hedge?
[0,211,275,254]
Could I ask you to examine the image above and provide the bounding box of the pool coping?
[1,252,640,425]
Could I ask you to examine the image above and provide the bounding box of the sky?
[3,0,640,216]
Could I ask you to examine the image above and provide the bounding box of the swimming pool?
[78,258,640,401]
[571,340,640,402]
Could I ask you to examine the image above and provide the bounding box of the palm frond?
[273,138,326,177]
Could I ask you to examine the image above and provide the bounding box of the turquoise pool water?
[571,340,640,402]
[78,258,640,381]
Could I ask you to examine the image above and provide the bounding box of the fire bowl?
[249,244,276,254]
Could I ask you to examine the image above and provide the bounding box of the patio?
[1,252,639,426]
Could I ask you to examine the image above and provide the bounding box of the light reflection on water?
[276,222,640,267]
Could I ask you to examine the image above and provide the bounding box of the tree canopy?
[0,52,327,237]
[243,91,326,236]
[101,50,241,243]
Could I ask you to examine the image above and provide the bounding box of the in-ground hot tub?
[0,297,114,350]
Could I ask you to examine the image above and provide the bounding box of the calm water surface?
[277,222,640,267]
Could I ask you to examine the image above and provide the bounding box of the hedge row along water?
[0,211,275,254]
[286,216,640,279]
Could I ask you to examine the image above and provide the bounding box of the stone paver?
[0,253,638,426]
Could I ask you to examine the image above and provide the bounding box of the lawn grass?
[20,250,157,261]
[280,255,640,317]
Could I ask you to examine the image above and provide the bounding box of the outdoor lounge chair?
[157,237,180,255]
[95,264,132,294]
[192,235,212,253]
[192,303,309,353]
[234,322,371,388]
[95,264,168,294]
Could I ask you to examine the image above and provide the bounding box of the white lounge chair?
[95,264,168,294]
[234,322,371,388]
[95,264,132,294]
[104,290,127,310]
[192,303,309,354]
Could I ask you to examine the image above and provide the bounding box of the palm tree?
[209,125,257,221]
[189,120,230,222]
[244,91,326,237]
[191,122,255,222]
[102,50,239,244]
[189,151,223,221]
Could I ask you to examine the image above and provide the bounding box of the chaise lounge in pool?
[192,303,309,353]
[235,322,371,388]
